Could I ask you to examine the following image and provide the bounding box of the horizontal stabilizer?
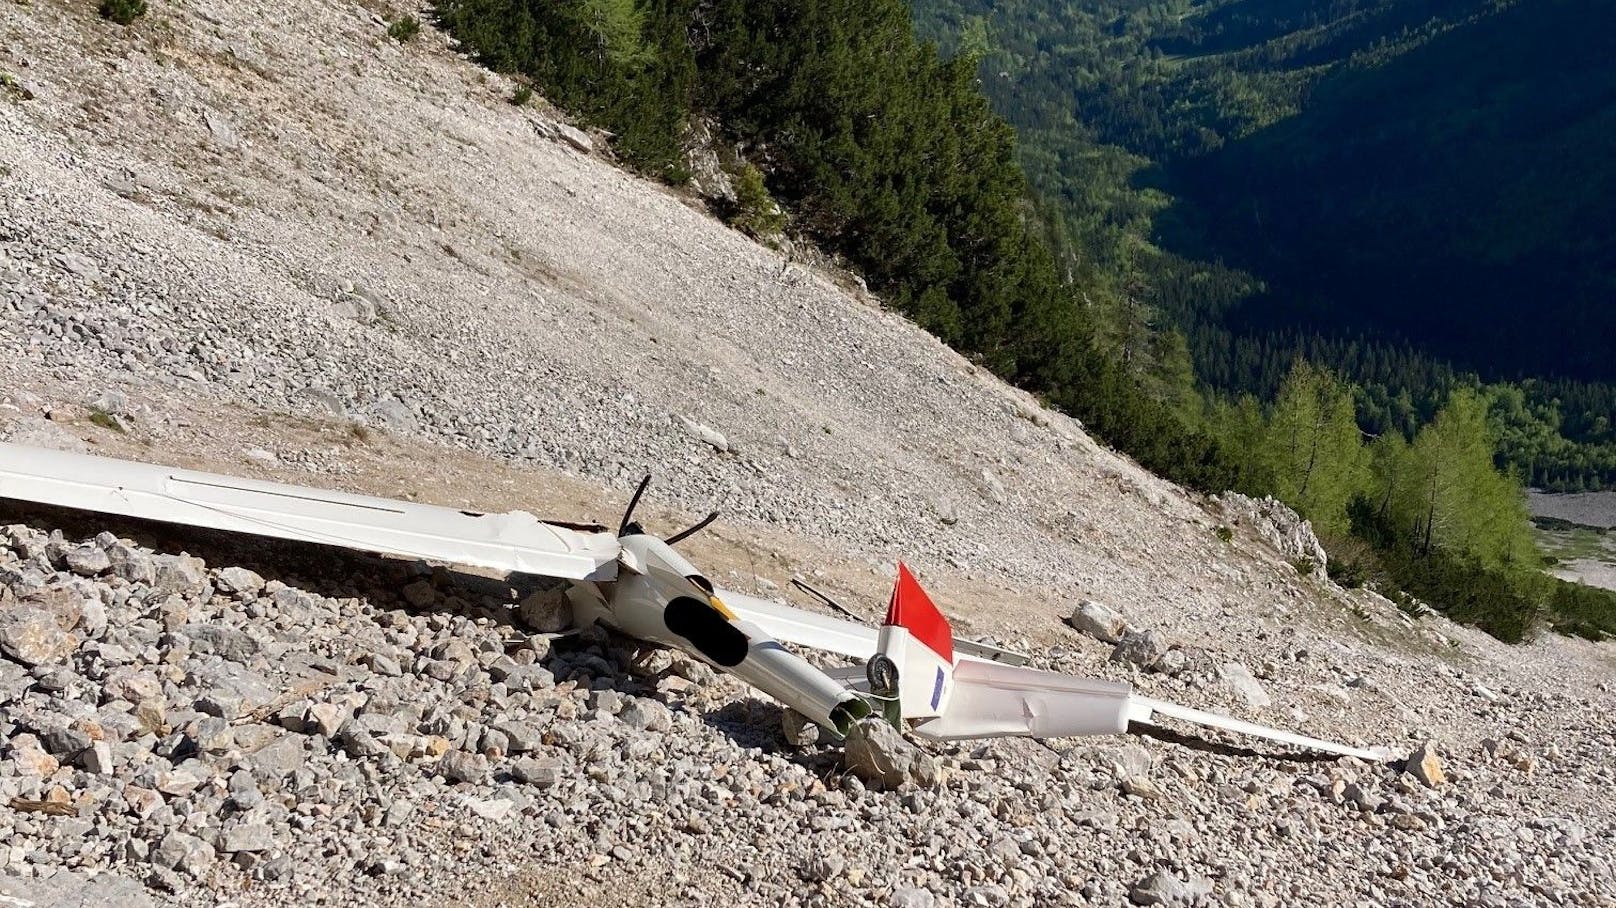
[1128,696,1388,762]
[0,443,620,581]
[911,659,1133,740]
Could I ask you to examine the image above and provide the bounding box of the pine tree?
[1259,361,1366,537]
[1393,389,1537,571]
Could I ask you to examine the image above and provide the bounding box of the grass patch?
[1534,525,1615,562]
[98,0,146,25]
[87,407,125,433]
[1213,525,1233,543]
[387,15,420,43]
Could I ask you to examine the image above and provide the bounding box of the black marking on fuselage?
[664,595,748,667]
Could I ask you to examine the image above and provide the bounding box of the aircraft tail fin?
[871,563,956,720]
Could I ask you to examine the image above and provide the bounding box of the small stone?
[105,543,155,584]
[152,832,215,876]
[1406,742,1445,788]
[466,798,512,821]
[185,624,259,661]
[221,824,275,853]
[554,122,593,153]
[802,853,845,882]
[401,580,436,608]
[124,786,162,819]
[782,710,821,747]
[1110,629,1167,670]
[1068,600,1126,643]
[891,888,937,908]
[517,588,573,633]
[437,750,489,784]
[1342,782,1383,813]
[1121,776,1164,800]
[39,724,94,757]
[306,702,351,738]
[1153,648,1189,675]
[0,607,77,666]
[511,756,562,789]
[365,653,403,677]
[1129,869,1213,906]
[215,567,265,596]
[382,800,415,827]
[587,689,622,713]
[151,554,209,598]
[1218,663,1272,709]
[202,108,239,148]
[81,740,116,775]
[844,719,932,789]
[618,698,671,732]
[1389,812,1428,831]
[105,668,162,703]
[8,736,59,777]
[197,691,245,721]
[244,735,307,782]
[494,721,545,754]
[63,544,111,576]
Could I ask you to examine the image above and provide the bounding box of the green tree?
[1259,361,1366,536]
[1394,389,1536,571]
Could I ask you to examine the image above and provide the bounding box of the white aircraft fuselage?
[568,532,873,735]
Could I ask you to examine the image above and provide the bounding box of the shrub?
[1327,556,1368,589]
[87,407,125,433]
[510,84,533,106]
[387,15,420,43]
[726,163,784,237]
[98,0,146,25]
[1213,525,1233,543]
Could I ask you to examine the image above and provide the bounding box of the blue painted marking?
[930,667,946,710]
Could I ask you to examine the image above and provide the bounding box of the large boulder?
[1068,600,1126,643]
[843,719,942,789]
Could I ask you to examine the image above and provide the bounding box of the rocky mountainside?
[0,1,1613,906]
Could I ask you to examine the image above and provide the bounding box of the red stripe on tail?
[883,563,954,664]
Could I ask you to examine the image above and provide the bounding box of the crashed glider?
[0,442,1383,761]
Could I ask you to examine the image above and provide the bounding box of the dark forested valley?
[911,0,1616,491]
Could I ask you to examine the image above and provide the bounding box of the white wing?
[719,589,1028,664]
[718,589,876,659]
[0,443,619,581]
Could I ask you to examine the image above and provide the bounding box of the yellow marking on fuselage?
[708,594,737,620]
